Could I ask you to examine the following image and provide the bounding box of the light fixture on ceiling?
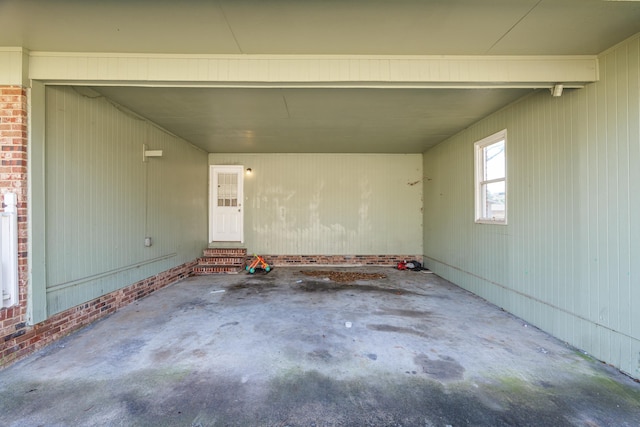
[551,84,564,97]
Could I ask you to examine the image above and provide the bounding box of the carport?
[1,0,640,418]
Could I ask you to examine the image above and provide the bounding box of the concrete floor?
[1,267,639,427]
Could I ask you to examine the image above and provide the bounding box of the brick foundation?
[1,259,197,368]
[248,254,423,266]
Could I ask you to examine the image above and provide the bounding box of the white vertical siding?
[210,153,423,256]
[423,34,640,377]
[44,86,208,316]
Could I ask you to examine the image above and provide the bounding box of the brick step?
[196,247,247,275]
[193,265,243,275]
[203,247,247,257]
[198,256,245,266]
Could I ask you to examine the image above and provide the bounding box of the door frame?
[209,165,244,243]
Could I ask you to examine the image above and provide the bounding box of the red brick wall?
[0,86,198,368]
[249,254,423,266]
[0,86,29,367]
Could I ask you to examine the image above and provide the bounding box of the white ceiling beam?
[27,52,598,89]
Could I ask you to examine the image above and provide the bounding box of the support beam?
[27,52,598,88]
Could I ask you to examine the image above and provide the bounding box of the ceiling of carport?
[91,86,532,153]
[3,0,640,153]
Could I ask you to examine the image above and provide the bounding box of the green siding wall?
[44,86,208,317]
[423,34,640,377]
[210,153,423,256]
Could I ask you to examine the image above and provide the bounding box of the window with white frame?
[475,130,507,224]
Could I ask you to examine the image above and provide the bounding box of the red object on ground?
[247,254,271,273]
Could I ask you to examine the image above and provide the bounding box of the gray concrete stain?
[367,323,432,339]
[296,280,424,297]
[219,321,240,328]
[1,267,640,426]
[414,354,465,381]
[3,369,637,426]
[374,308,436,318]
[307,349,333,362]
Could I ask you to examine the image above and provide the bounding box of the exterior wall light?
[551,84,564,97]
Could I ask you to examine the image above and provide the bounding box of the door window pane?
[217,173,238,207]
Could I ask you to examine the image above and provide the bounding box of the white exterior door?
[209,165,244,242]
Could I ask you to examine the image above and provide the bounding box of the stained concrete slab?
[1,267,639,426]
